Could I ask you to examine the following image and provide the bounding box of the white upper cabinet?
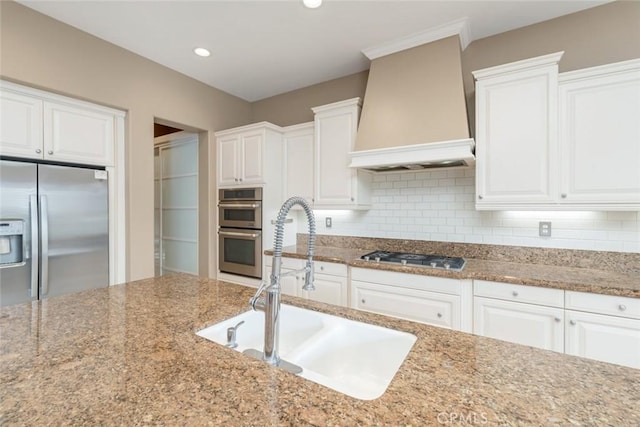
[282,122,314,203]
[1,80,122,166]
[558,59,640,208]
[312,98,371,209]
[0,88,43,159]
[474,54,640,210]
[216,122,281,187]
[473,52,562,209]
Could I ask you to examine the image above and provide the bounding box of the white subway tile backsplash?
[303,169,640,253]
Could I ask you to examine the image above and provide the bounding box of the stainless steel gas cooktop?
[360,250,466,272]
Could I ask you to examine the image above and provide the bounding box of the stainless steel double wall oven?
[218,188,262,278]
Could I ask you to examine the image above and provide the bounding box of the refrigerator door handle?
[29,195,39,298]
[39,195,49,296]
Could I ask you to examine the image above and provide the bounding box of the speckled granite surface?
[275,235,640,298]
[1,274,639,425]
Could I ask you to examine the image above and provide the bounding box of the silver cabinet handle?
[437,313,443,318]
[320,266,324,271]
[29,195,39,298]
[239,178,243,182]
[554,317,561,322]
[35,148,42,154]
[561,193,567,198]
[47,150,53,155]
[569,320,576,326]
[478,195,483,200]
[619,304,627,312]
[218,230,260,238]
[219,203,260,209]
[40,195,49,296]
[512,291,519,297]
[361,299,366,304]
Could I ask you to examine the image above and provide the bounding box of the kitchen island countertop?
[1,274,638,425]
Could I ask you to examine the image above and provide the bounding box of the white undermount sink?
[196,304,417,400]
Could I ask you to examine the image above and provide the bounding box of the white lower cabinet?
[350,268,472,332]
[473,280,565,352]
[474,297,564,352]
[264,256,348,307]
[565,291,640,369]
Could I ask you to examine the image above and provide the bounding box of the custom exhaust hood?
[349,24,475,172]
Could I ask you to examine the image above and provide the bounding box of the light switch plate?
[539,221,552,237]
[325,217,332,228]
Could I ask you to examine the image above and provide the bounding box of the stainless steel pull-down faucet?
[245,196,316,373]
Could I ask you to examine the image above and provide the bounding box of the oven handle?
[218,203,261,209]
[218,230,261,239]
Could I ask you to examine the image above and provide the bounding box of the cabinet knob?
[554,317,561,323]
[239,178,243,182]
[35,148,42,154]
[361,299,366,304]
[47,150,53,155]
[618,304,627,312]
[320,266,324,271]
[561,193,567,198]
[512,291,519,297]
[350,197,354,202]
[569,320,576,326]
[478,195,483,200]
[437,313,443,318]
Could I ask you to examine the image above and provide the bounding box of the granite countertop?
[267,245,640,298]
[1,274,639,425]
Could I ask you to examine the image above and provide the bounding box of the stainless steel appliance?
[218,188,262,279]
[0,159,109,306]
[360,250,466,271]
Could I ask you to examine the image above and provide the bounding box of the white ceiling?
[18,0,610,102]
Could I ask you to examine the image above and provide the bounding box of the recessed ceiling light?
[194,47,210,57]
[303,0,322,9]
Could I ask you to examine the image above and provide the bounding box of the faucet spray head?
[302,260,315,291]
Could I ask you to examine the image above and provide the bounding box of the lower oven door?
[218,228,262,279]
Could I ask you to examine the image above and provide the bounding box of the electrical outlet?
[539,221,552,237]
[325,217,332,228]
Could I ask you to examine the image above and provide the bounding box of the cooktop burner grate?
[360,250,466,271]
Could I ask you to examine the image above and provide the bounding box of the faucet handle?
[302,260,315,291]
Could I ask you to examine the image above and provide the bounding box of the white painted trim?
[472,51,564,80]
[281,121,314,133]
[362,18,471,60]
[311,97,361,114]
[112,113,126,285]
[214,121,282,137]
[559,58,640,82]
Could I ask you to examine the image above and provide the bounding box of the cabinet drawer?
[314,260,346,277]
[351,267,463,295]
[264,255,304,271]
[351,280,460,330]
[566,291,640,320]
[474,280,564,308]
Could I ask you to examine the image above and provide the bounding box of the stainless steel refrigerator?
[0,159,109,306]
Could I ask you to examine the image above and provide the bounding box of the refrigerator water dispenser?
[0,220,25,266]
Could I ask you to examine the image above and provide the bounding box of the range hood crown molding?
[349,138,475,172]
[362,17,471,60]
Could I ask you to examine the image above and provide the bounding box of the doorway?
[154,130,199,276]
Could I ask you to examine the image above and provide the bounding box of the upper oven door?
[218,201,262,229]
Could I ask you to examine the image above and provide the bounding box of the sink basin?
[196,304,417,400]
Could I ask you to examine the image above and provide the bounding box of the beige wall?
[0,2,252,281]
[462,0,640,133]
[250,71,369,126]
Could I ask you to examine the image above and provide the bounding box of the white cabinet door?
[565,310,640,369]
[312,98,370,208]
[241,132,264,184]
[0,89,43,159]
[304,273,347,307]
[218,135,240,186]
[44,101,115,166]
[352,280,460,330]
[474,53,562,209]
[474,296,564,352]
[558,60,640,207]
[283,124,314,203]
